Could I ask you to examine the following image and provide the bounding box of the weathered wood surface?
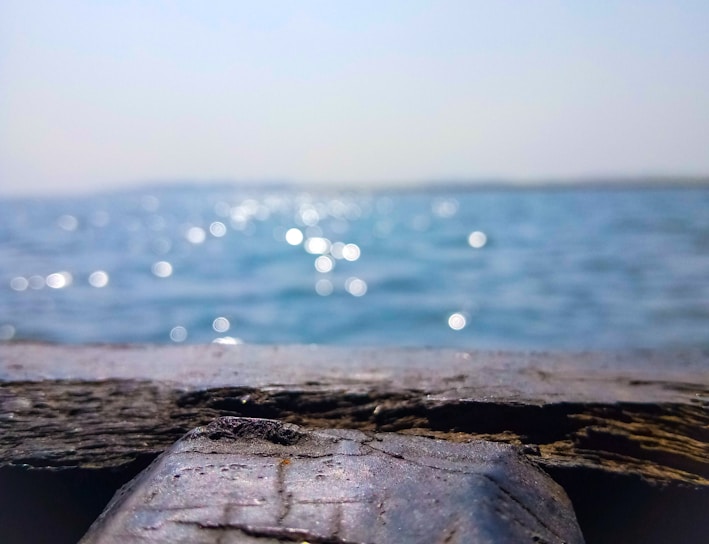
[81,417,584,544]
[1,343,707,487]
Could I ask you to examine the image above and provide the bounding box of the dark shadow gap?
[546,466,709,544]
[0,454,157,544]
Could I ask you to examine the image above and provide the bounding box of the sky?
[1,1,708,196]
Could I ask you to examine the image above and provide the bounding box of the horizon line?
[2,174,709,199]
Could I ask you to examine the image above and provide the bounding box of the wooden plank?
[1,343,706,486]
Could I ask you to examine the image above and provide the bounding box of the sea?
[1,183,708,350]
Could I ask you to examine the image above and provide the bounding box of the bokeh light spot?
[468,231,487,248]
[345,277,367,297]
[448,312,467,331]
[152,261,173,278]
[57,214,78,231]
[10,277,29,291]
[170,326,187,342]
[315,278,334,296]
[209,221,227,237]
[186,226,206,244]
[305,237,331,255]
[342,243,361,261]
[88,270,109,288]
[46,271,72,289]
[212,316,230,333]
[314,255,334,273]
[432,198,459,218]
[285,228,304,245]
[0,324,15,341]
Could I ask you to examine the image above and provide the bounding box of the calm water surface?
[1,184,708,350]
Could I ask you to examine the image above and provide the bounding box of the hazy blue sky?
[1,1,708,195]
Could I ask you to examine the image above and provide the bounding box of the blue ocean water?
[1,184,708,350]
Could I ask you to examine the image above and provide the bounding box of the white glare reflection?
[186,226,206,244]
[10,277,29,291]
[212,317,230,333]
[57,214,78,231]
[209,221,227,237]
[285,228,304,245]
[0,324,15,341]
[345,277,367,297]
[152,261,173,278]
[448,312,467,331]
[46,271,72,289]
[44,275,63,289]
[468,231,487,249]
[304,237,331,255]
[342,243,361,261]
[212,336,243,345]
[314,255,334,273]
[315,278,333,296]
[170,326,188,342]
[88,270,109,288]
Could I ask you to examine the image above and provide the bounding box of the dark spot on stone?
[190,416,303,446]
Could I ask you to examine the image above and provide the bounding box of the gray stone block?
[82,417,584,544]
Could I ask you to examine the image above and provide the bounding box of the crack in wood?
[1,380,707,488]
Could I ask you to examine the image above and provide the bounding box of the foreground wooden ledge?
[0,343,708,543]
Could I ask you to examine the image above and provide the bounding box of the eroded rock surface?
[82,417,584,544]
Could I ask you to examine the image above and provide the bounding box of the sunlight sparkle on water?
[432,198,459,218]
[186,226,206,244]
[468,231,487,249]
[212,317,230,333]
[285,228,304,246]
[314,255,334,273]
[57,214,78,231]
[10,277,29,291]
[448,312,467,331]
[345,277,367,297]
[0,324,15,341]
[342,243,361,261]
[212,336,243,345]
[170,326,187,342]
[46,271,72,289]
[88,270,109,288]
[152,261,173,278]
[315,278,334,296]
[305,237,331,255]
[209,221,227,237]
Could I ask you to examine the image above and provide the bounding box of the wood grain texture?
[1,343,706,487]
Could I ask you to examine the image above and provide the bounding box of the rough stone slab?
[81,417,584,544]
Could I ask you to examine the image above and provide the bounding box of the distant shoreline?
[2,175,709,200]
